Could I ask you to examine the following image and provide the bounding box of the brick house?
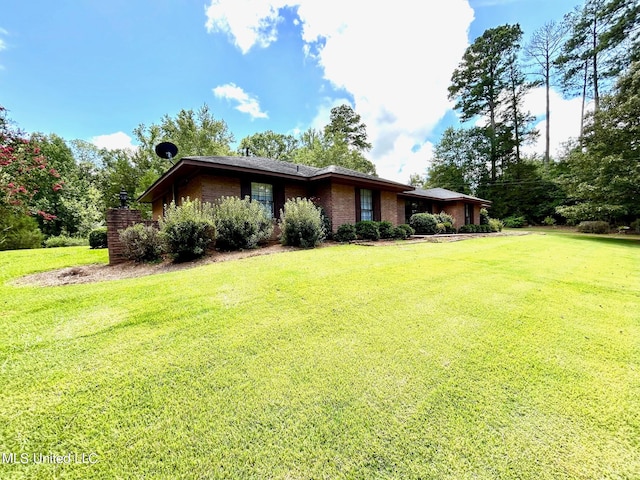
[137,156,490,231]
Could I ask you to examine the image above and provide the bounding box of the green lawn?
[0,234,638,479]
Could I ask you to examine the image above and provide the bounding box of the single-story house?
[137,156,491,231]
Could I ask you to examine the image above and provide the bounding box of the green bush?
[410,213,438,234]
[543,216,557,227]
[335,224,357,243]
[459,224,486,233]
[89,227,108,248]
[119,223,164,262]
[489,218,503,232]
[160,198,216,261]
[432,212,456,234]
[631,219,640,233]
[392,224,414,240]
[577,221,610,234]
[503,215,526,228]
[0,211,44,250]
[214,196,273,251]
[279,198,326,248]
[355,220,380,241]
[377,221,395,239]
[479,208,490,225]
[44,235,88,248]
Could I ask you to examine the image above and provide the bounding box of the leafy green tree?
[425,127,490,194]
[133,104,235,178]
[449,24,525,180]
[293,128,377,175]
[556,61,640,222]
[237,130,298,160]
[324,104,372,151]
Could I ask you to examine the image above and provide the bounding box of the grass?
[0,234,638,479]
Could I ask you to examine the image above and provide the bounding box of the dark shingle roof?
[403,187,490,204]
[183,155,319,178]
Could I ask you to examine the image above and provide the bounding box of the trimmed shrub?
[335,223,357,243]
[0,211,44,250]
[377,221,395,239]
[543,216,557,226]
[213,196,273,251]
[89,227,108,248]
[489,218,503,232]
[410,213,438,235]
[479,208,490,225]
[279,198,326,248]
[577,221,610,234]
[503,215,526,228]
[44,235,88,248]
[160,198,216,261]
[119,223,163,262]
[432,212,456,234]
[355,220,380,241]
[392,224,414,240]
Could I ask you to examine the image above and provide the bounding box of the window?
[360,189,373,221]
[251,182,274,218]
[464,203,473,225]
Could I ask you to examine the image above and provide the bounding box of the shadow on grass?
[555,233,640,249]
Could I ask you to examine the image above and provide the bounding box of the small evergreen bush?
[502,215,526,228]
[160,198,216,261]
[119,223,163,262]
[630,219,640,233]
[89,227,108,248]
[410,213,438,234]
[279,198,326,248]
[543,216,557,226]
[214,196,273,251]
[0,211,44,250]
[392,224,414,240]
[577,221,610,234]
[44,235,88,248]
[335,224,357,243]
[377,221,395,239]
[355,220,380,241]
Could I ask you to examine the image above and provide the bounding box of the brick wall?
[106,209,158,265]
[380,191,399,225]
[331,183,356,229]
[201,174,242,203]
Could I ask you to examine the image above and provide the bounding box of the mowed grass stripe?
[0,234,638,479]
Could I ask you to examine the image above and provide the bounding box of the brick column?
[106,209,143,265]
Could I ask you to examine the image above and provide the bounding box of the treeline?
[0,104,373,249]
[419,0,639,225]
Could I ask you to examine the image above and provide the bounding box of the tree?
[425,127,490,194]
[133,104,235,177]
[324,104,372,151]
[293,128,377,175]
[525,20,567,163]
[449,24,524,180]
[237,131,298,160]
[556,61,640,223]
[0,106,61,221]
[556,0,640,131]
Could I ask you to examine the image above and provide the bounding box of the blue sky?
[2,0,582,181]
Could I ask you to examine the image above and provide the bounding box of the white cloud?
[205,0,288,54]
[90,132,137,151]
[522,86,584,158]
[213,82,268,119]
[204,1,475,182]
